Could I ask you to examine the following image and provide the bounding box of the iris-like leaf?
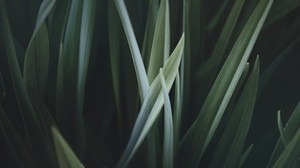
[51,126,85,168]
[179,0,273,167]
[117,34,184,168]
[209,57,259,168]
[160,69,174,168]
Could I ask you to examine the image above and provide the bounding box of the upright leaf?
[160,69,174,168]
[179,0,273,167]
[209,57,259,168]
[147,0,170,82]
[117,35,184,168]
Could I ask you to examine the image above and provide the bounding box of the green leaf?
[51,126,85,168]
[179,0,273,167]
[0,0,40,145]
[141,0,159,65]
[267,102,300,167]
[32,0,56,38]
[272,128,300,168]
[23,22,49,96]
[198,0,246,78]
[160,69,174,168]
[117,34,184,168]
[147,0,170,83]
[209,57,259,168]
[114,0,149,100]
[108,0,123,142]
[173,72,181,158]
[277,111,287,146]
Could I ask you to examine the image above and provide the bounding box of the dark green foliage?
[0,0,300,167]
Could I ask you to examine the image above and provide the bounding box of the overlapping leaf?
[179,0,273,167]
[209,57,259,168]
[117,34,184,168]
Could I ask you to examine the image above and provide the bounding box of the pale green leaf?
[117,34,184,168]
[114,0,149,100]
[160,69,174,168]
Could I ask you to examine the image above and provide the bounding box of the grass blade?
[114,0,149,100]
[209,57,259,168]
[147,0,170,82]
[277,111,287,146]
[179,0,273,167]
[198,0,246,79]
[141,0,159,65]
[267,102,300,167]
[117,34,184,168]
[272,128,300,168]
[51,126,85,168]
[160,69,174,168]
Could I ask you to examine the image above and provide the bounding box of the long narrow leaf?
[209,57,259,168]
[114,0,149,100]
[117,34,184,168]
[160,69,174,168]
[179,0,273,167]
[147,0,170,82]
[267,102,300,167]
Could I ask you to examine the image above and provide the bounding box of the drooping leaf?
[179,0,273,167]
[51,126,85,168]
[117,34,184,168]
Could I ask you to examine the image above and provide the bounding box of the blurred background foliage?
[0,0,300,167]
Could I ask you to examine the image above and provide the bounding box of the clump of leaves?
[0,0,300,167]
